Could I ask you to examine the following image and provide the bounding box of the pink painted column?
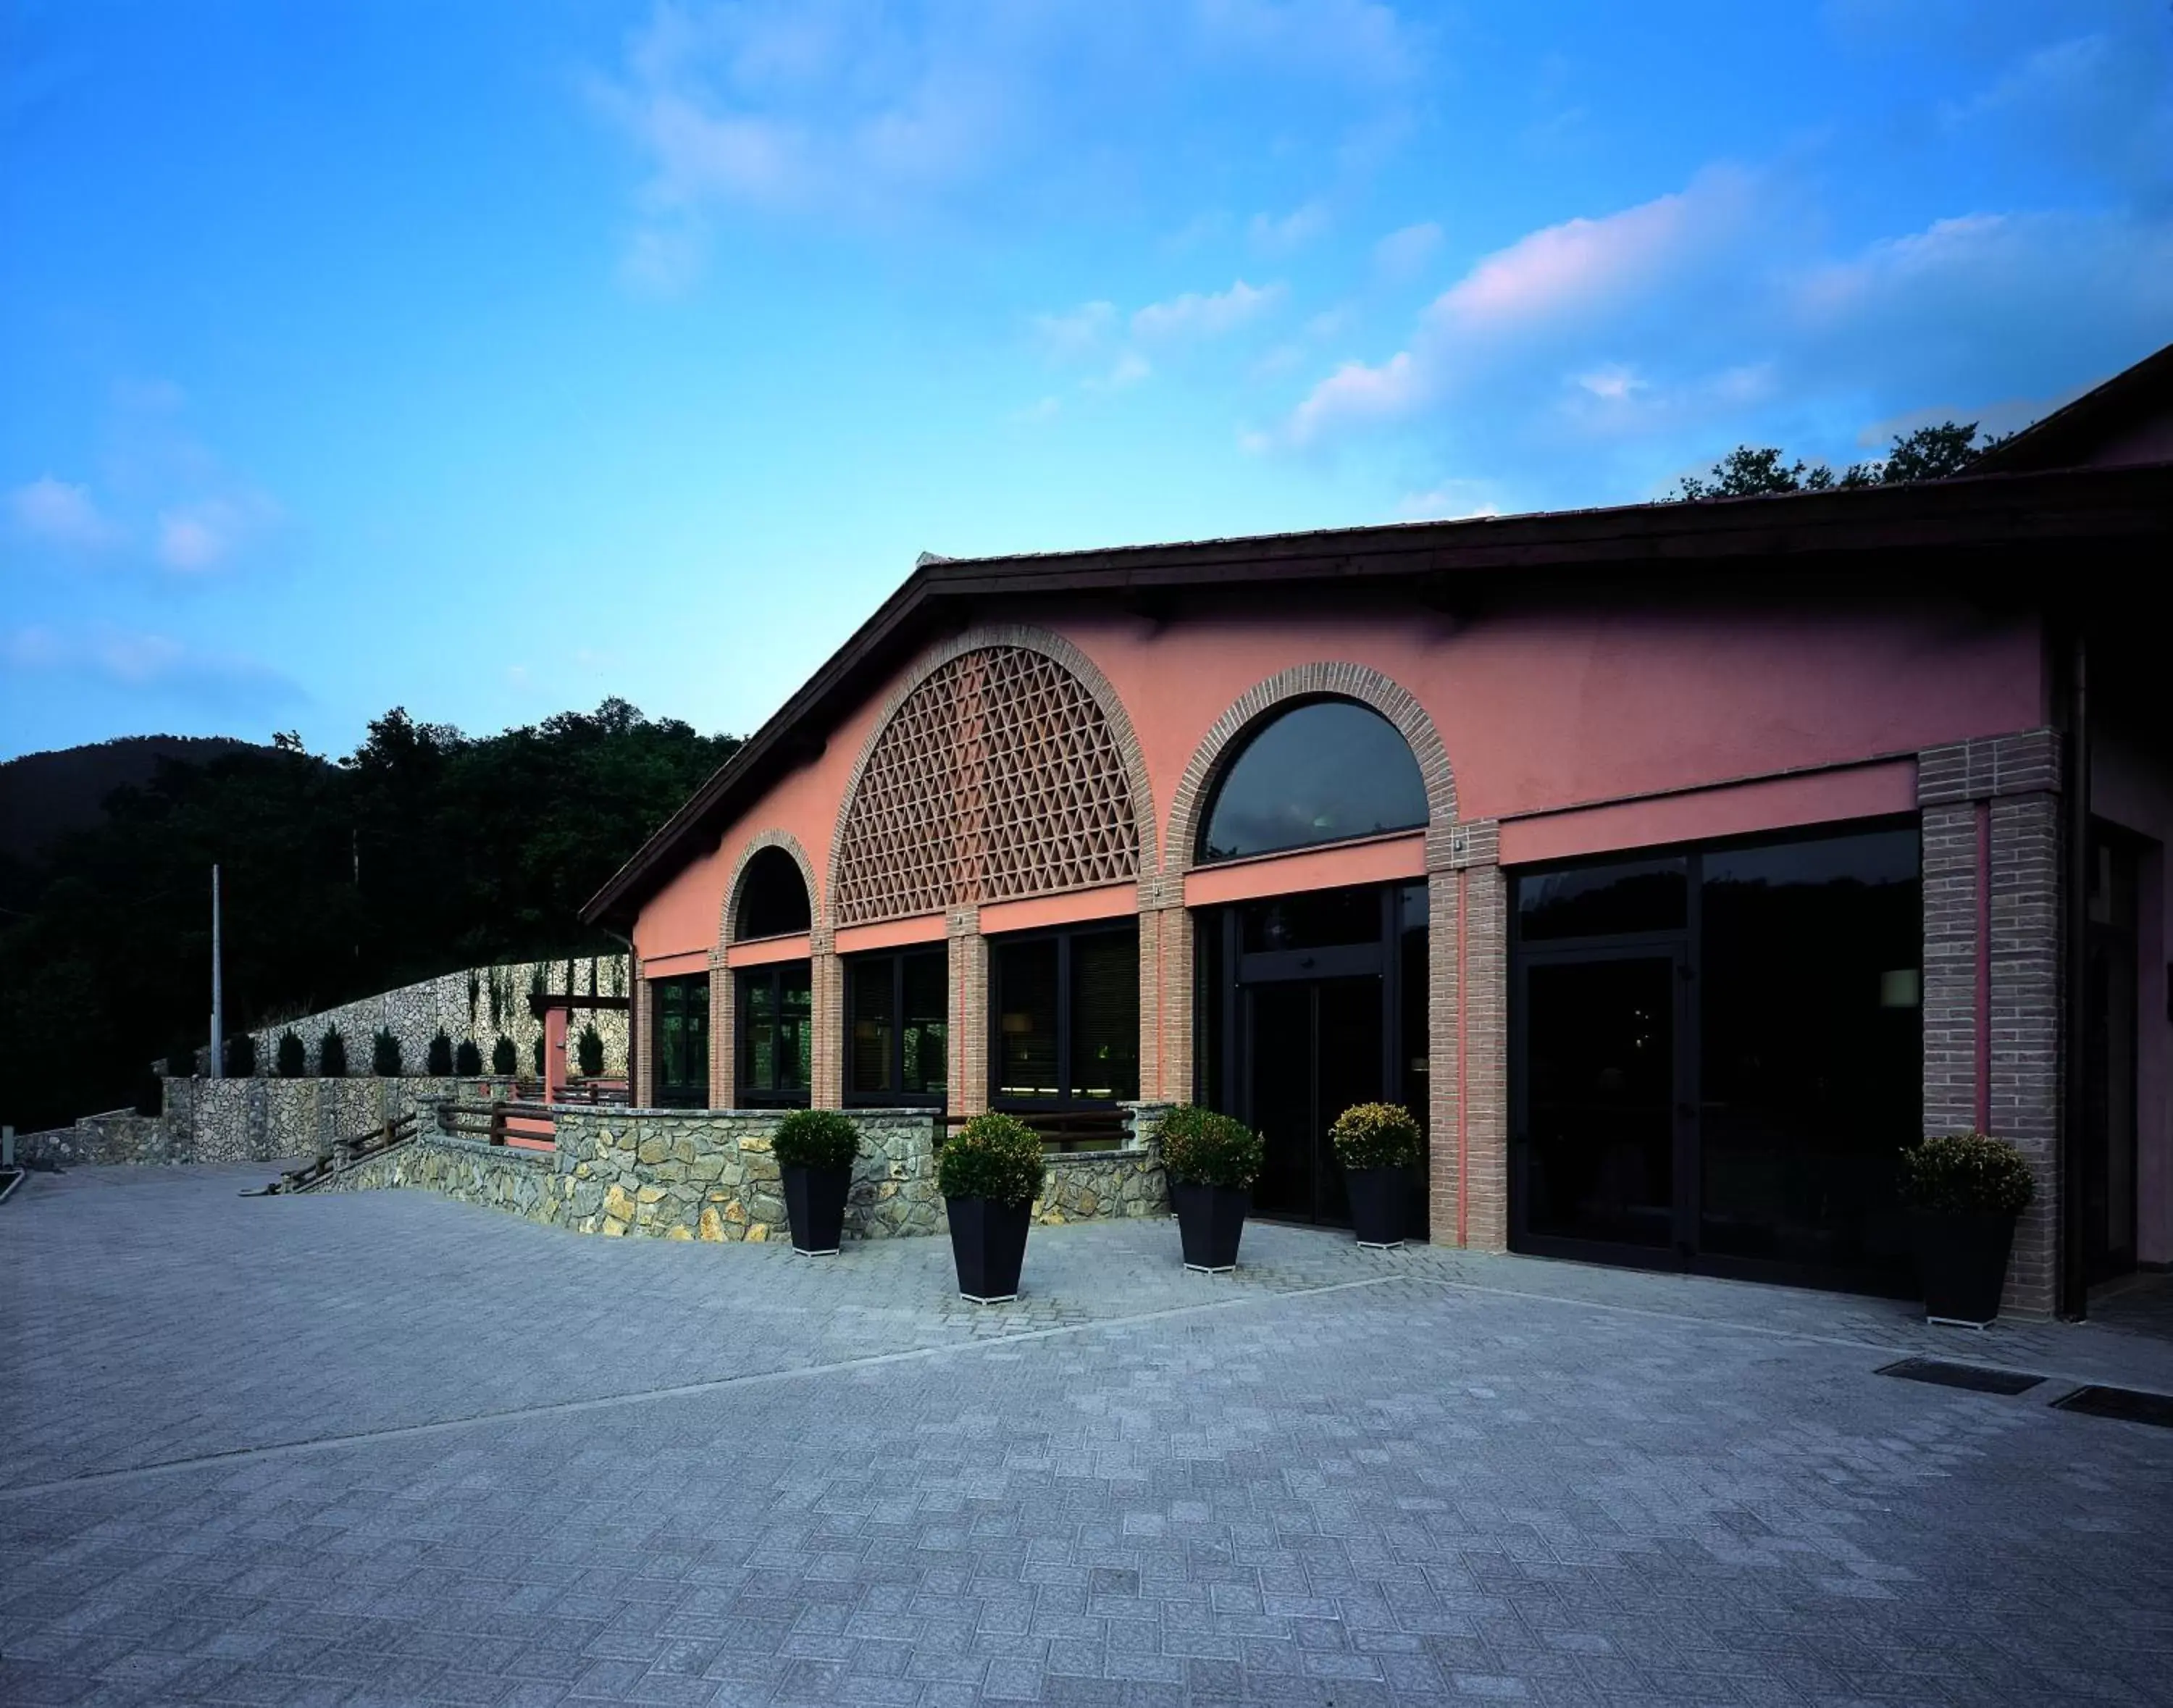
[543,1005,569,1103]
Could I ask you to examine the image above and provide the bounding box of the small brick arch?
[826,624,1161,925]
[719,829,824,950]
[1165,662,1458,878]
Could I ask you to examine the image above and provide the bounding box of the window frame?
[842,947,950,1108]
[651,972,711,1110]
[987,922,1140,1113]
[1194,694,1430,867]
[735,961,813,1108]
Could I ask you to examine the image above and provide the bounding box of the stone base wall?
[14,1079,472,1168]
[12,1110,173,1168]
[325,1102,1174,1244]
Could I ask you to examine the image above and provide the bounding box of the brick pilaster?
[810,928,843,1110]
[632,970,654,1110]
[709,955,732,1110]
[947,908,988,1117]
[1917,729,2066,1318]
[1430,820,1507,1251]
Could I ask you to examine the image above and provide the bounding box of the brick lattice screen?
[833,646,1140,926]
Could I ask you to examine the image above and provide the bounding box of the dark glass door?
[2083,826,2140,1285]
[1246,975,1383,1226]
[1519,953,1680,1254]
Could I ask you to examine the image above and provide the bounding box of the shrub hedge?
[939,1112,1046,1207]
[1897,1132,2035,1215]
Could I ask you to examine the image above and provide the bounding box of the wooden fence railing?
[551,1079,630,1107]
[437,1099,558,1152]
[277,1108,419,1192]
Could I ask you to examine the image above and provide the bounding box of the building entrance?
[1198,882,1428,1232]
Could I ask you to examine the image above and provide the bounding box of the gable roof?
[1973,340,2173,474]
[582,458,2171,931]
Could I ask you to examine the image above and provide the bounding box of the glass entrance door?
[1246,975,1383,1226]
[1518,952,1681,1255]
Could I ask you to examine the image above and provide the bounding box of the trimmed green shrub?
[530,1034,545,1076]
[319,1026,348,1078]
[454,1038,482,1076]
[425,1028,455,1076]
[1330,1102,1421,1171]
[576,1022,604,1078]
[938,1112,1046,1207]
[1898,1132,2035,1215]
[774,1108,861,1171]
[225,1033,256,1078]
[372,1028,403,1076]
[276,1029,306,1079]
[466,971,481,1026]
[490,1034,517,1076]
[164,1040,196,1079]
[1156,1105,1263,1189]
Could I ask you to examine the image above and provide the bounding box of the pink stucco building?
[587,344,2173,1318]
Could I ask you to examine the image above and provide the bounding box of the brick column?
[632,974,654,1110]
[810,929,843,1110]
[947,907,988,1117]
[708,955,733,1110]
[1919,729,2065,1318]
[1135,876,1192,1105]
[1429,820,1507,1250]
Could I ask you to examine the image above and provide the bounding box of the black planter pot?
[1917,1209,2017,1326]
[782,1163,851,1256]
[1173,1181,1249,1273]
[1346,1166,1406,1249]
[947,1195,1032,1302]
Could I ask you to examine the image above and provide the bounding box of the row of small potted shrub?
[767,1101,1425,1301]
[192,1024,606,1081]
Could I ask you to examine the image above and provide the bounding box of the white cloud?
[154,492,281,574]
[7,476,125,551]
[1031,301,1118,361]
[1084,351,1152,393]
[3,624,304,709]
[1130,279,1284,343]
[1249,200,1330,254]
[1010,395,1063,424]
[1281,351,1422,446]
[1574,364,1644,402]
[1394,480,1499,521]
[1372,220,1442,281]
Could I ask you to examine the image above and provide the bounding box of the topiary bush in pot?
[1157,1105,1263,1273]
[772,1108,861,1255]
[372,1028,403,1077]
[276,1029,306,1079]
[576,1022,604,1079]
[938,1113,1047,1302]
[1898,1132,2035,1325]
[454,1037,482,1078]
[426,1028,454,1076]
[490,1034,517,1077]
[1330,1102,1421,1249]
[319,1026,348,1079]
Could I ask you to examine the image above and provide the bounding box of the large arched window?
[1198,698,1428,862]
[735,846,812,940]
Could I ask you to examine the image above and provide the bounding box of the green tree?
[1674,420,2009,502]
[372,1028,403,1076]
[426,1027,455,1076]
[276,1029,306,1078]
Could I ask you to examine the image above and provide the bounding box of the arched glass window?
[1198,698,1428,862]
[736,846,812,940]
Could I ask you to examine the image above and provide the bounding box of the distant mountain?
[0,735,262,862]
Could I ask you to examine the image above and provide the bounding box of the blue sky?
[4,1,2169,762]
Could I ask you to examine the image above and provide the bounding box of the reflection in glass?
[739,963,812,1105]
[847,958,895,1096]
[995,939,1060,1100]
[846,950,947,1101]
[1516,856,1686,942]
[1071,933,1140,1101]
[1200,700,1427,862]
[1698,826,1918,1276]
[1239,885,1382,953]
[902,951,948,1098]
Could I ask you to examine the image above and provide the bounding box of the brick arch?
[719,829,823,950]
[827,624,1160,926]
[1165,662,1457,877]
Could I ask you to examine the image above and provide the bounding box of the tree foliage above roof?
[1672,421,2016,501]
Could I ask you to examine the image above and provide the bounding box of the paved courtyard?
[3,1163,2172,1707]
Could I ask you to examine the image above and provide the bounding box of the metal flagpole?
[210,864,224,1080]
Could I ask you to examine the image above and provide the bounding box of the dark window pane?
[1239,884,1382,953]
[1200,700,1428,861]
[847,958,895,1097]
[737,847,812,939]
[902,951,948,1098]
[1698,826,1920,1276]
[1516,857,1686,942]
[1399,882,1428,1122]
[995,940,1060,1100]
[743,975,776,1092]
[656,974,708,1108]
[1070,932,1139,1102]
[779,965,812,1092]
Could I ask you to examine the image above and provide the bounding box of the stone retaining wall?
[325,1102,1173,1243]
[11,1110,173,1168]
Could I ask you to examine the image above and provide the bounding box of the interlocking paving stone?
[3,1163,2172,1706]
